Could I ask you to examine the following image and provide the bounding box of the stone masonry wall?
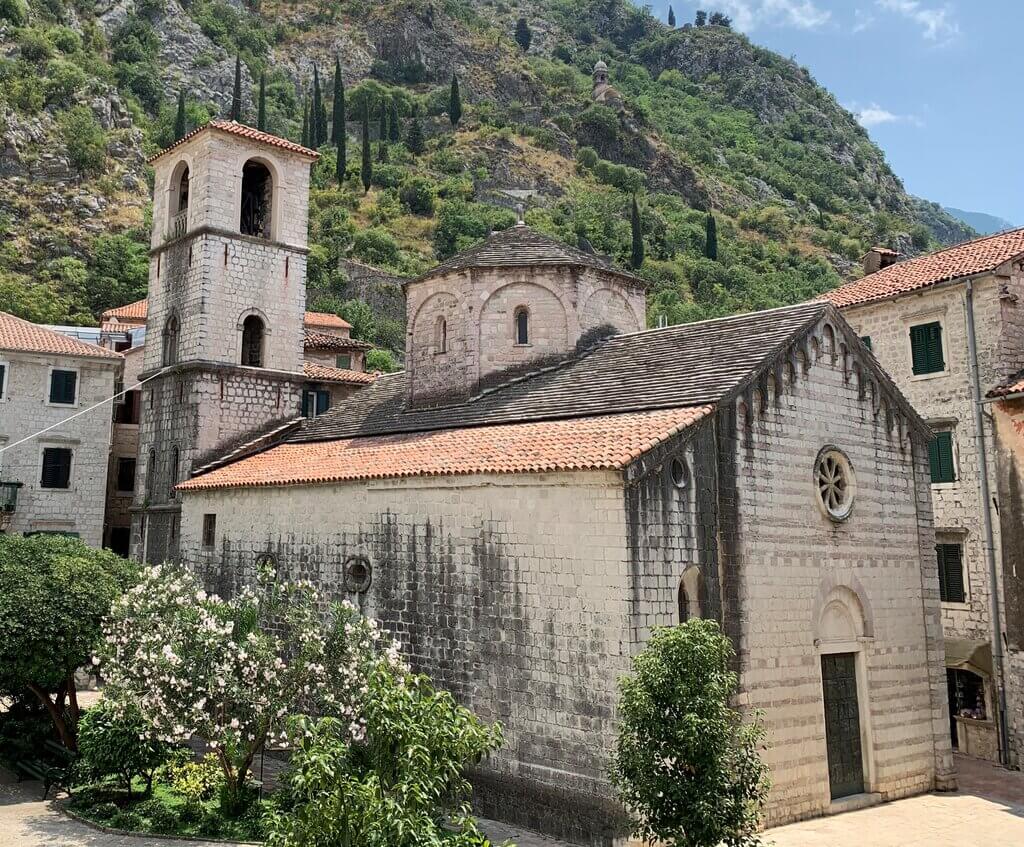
[179,471,636,846]
[0,350,119,546]
[104,347,144,546]
[842,273,1024,764]
[726,319,952,825]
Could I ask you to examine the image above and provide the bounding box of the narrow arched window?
[169,446,179,497]
[177,167,190,214]
[435,316,447,354]
[515,307,529,345]
[240,160,273,239]
[241,315,265,367]
[168,162,190,238]
[162,314,179,366]
[146,448,156,499]
[678,584,690,623]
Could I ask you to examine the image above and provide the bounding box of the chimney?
[862,246,899,276]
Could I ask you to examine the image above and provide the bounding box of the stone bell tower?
[131,121,319,564]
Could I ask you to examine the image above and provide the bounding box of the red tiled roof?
[303,362,376,385]
[824,228,1024,308]
[0,312,122,360]
[101,299,354,334]
[303,311,352,330]
[987,372,1024,399]
[179,405,714,491]
[304,329,373,351]
[148,120,319,164]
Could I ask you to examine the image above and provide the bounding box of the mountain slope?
[0,0,976,343]
[944,206,1015,236]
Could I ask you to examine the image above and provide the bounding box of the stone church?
[137,123,954,844]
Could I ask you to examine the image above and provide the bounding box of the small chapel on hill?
[137,121,954,845]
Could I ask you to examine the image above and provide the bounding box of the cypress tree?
[705,211,718,261]
[331,57,344,144]
[377,101,388,162]
[174,89,187,141]
[406,116,425,155]
[449,72,462,127]
[668,5,676,26]
[312,65,324,146]
[301,97,309,148]
[388,100,401,143]
[256,73,266,131]
[336,133,345,184]
[630,195,644,271]
[360,99,372,193]
[230,55,242,121]
[514,17,532,52]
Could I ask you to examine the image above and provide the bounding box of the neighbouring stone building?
[0,311,122,545]
[825,232,1024,768]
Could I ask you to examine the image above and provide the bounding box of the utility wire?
[0,369,164,456]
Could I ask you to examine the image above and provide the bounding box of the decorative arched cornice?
[580,285,644,332]
[813,574,875,641]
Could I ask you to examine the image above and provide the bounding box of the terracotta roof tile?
[0,312,122,360]
[987,371,1024,399]
[179,406,713,491]
[824,228,1024,308]
[148,120,319,164]
[303,329,373,351]
[303,311,352,330]
[303,362,376,385]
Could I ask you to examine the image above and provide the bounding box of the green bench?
[14,740,77,799]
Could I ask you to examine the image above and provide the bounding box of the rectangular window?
[336,354,352,369]
[40,448,72,489]
[116,457,136,493]
[202,513,216,549]
[114,390,141,425]
[860,336,872,352]
[937,543,966,603]
[302,389,330,418]
[0,362,7,399]
[910,322,945,375]
[929,431,957,483]
[49,369,78,405]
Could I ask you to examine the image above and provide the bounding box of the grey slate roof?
[406,223,646,286]
[289,301,831,444]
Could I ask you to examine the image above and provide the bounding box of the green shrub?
[370,163,406,189]
[91,802,120,820]
[11,75,45,113]
[178,800,205,826]
[138,800,179,834]
[366,348,399,373]
[78,701,170,797]
[197,810,223,837]
[352,227,400,267]
[45,59,88,105]
[429,146,464,175]
[18,28,53,62]
[166,753,222,803]
[58,105,108,176]
[109,810,143,832]
[398,175,437,215]
[48,25,81,53]
[575,145,599,170]
[0,0,28,25]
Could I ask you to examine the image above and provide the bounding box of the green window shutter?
[0,363,6,398]
[937,544,965,603]
[911,322,944,375]
[316,390,330,415]
[929,432,956,483]
[861,335,872,352]
[301,391,312,418]
[49,369,77,404]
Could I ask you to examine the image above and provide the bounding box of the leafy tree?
[174,89,188,140]
[78,700,170,797]
[230,54,242,121]
[58,106,108,177]
[705,211,718,261]
[266,656,502,847]
[406,116,425,155]
[709,11,732,27]
[399,175,437,215]
[0,535,137,750]
[256,72,266,131]
[448,72,462,127]
[365,348,399,373]
[86,233,149,316]
[695,9,707,25]
[668,5,676,26]
[337,298,377,341]
[0,0,28,25]
[630,195,645,270]
[99,564,389,817]
[514,16,532,52]
[360,99,372,192]
[611,620,770,847]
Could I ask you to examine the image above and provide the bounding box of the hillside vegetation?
[0,0,974,351]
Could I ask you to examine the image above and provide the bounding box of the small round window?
[815,447,855,522]
[669,457,689,489]
[343,555,373,593]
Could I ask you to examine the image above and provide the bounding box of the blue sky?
[648,1,1021,224]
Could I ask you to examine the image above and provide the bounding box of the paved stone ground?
[2,754,1022,846]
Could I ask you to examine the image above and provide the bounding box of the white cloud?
[875,0,960,43]
[849,102,924,128]
[684,1,831,32]
[852,9,876,33]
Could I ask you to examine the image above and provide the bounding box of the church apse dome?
[403,222,647,407]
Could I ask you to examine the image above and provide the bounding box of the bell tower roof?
[147,120,320,165]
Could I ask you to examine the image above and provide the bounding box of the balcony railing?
[0,481,23,513]
[168,209,188,240]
